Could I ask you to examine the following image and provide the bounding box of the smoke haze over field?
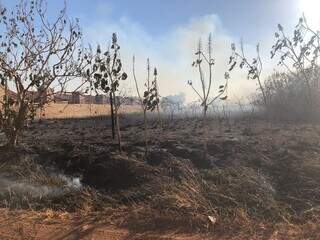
[84,14,266,102]
[0,0,319,102]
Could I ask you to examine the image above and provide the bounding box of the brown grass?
[37,103,140,119]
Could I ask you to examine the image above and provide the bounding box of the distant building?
[54,92,98,104]
[0,86,18,101]
[83,95,96,104]
[26,88,54,104]
[121,96,140,105]
[71,92,85,104]
[50,90,141,105]
[54,93,73,103]
[95,95,109,104]
[0,87,140,106]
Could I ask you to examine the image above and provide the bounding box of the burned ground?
[1,116,320,239]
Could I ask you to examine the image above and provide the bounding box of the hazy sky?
[1,0,319,102]
[51,0,311,42]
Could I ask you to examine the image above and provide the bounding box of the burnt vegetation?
[1,0,320,238]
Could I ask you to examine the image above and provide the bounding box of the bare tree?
[133,56,159,155]
[187,101,201,119]
[160,95,184,121]
[0,0,87,147]
[153,66,162,126]
[188,34,229,161]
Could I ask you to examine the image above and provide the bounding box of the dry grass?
[1,118,320,239]
[36,103,140,119]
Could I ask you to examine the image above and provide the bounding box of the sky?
[1,0,319,103]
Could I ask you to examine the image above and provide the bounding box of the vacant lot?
[1,117,320,239]
[36,103,140,119]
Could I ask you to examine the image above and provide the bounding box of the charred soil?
[1,116,320,239]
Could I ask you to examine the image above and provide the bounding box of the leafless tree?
[160,96,183,122]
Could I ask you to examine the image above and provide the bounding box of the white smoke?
[0,173,82,200]
[83,14,262,103]
[162,92,186,105]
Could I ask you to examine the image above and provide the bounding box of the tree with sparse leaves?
[0,0,88,147]
[271,16,320,110]
[229,41,268,109]
[86,33,128,153]
[133,56,159,155]
[188,34,229,162]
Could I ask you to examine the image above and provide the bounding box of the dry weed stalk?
[133,56,160,155]
[229,41,267,109]
[188,34,229,161]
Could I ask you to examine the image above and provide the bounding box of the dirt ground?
[0,208,205,240]
[1,116,320,239]
[1,208,319,240]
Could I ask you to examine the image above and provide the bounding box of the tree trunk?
[257,77,268,110]
[143,110,149,156]
[115,109,122,153]
[202,105,208,160]
[6,130,19,149]
[156,104,162,128]
[5,101,28,149]
[109,92,115,139]
[112,92,122,153]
